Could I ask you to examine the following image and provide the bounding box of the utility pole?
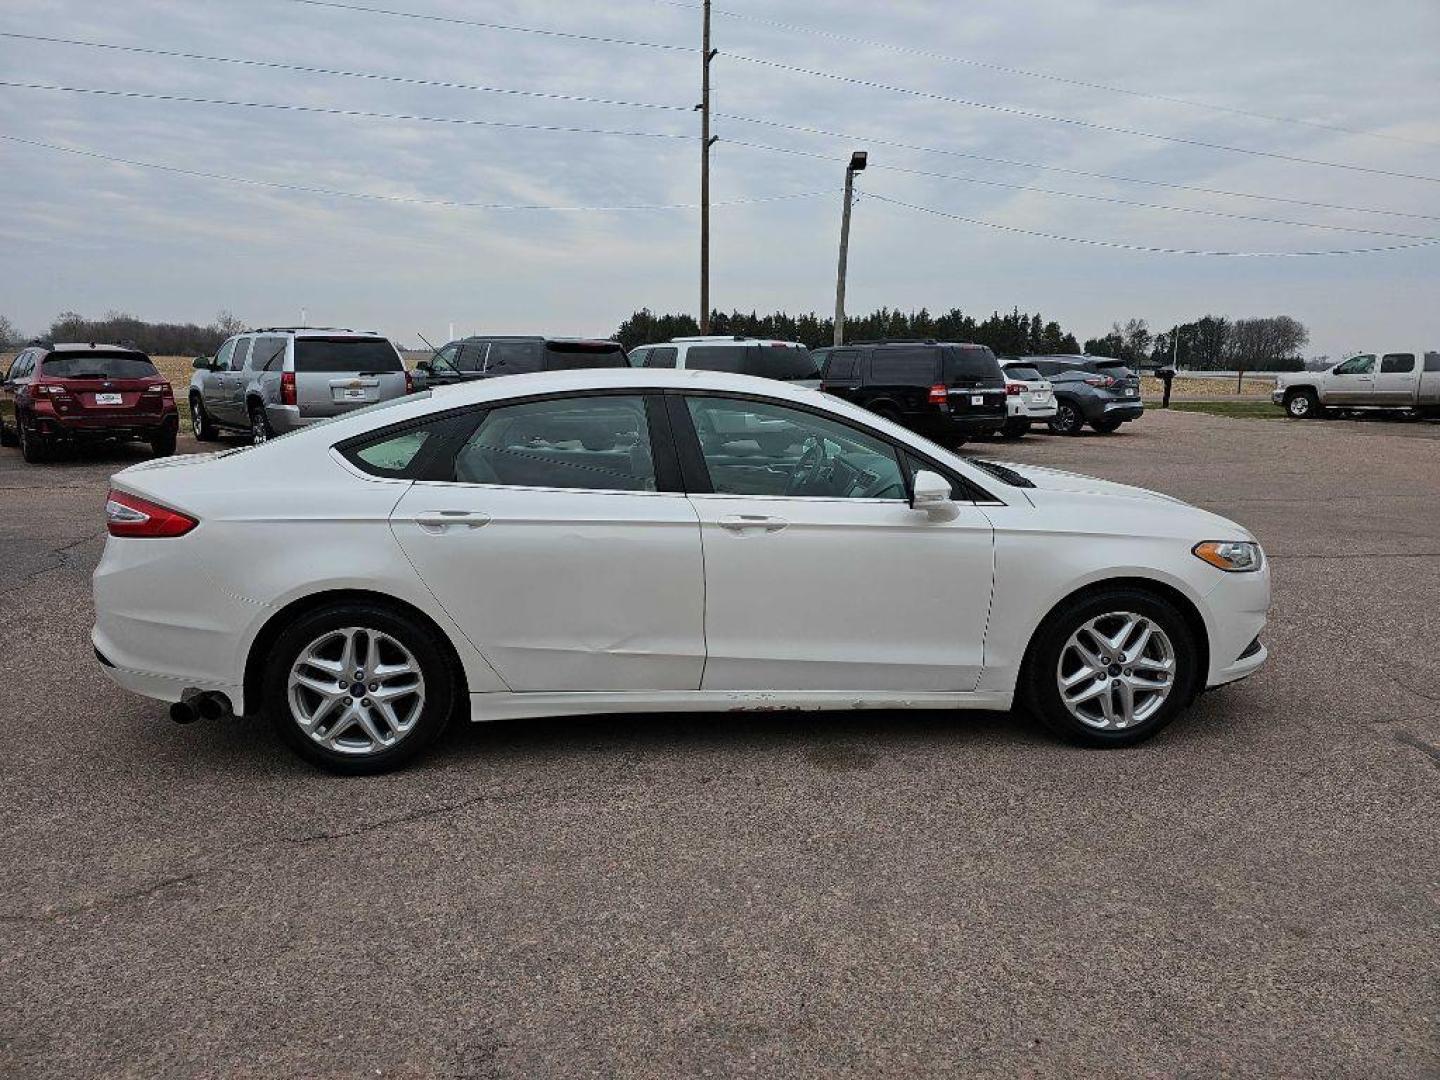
[698,0,715,334]
[833,150,867,346]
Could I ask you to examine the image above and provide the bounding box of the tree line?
[615,307,1082,356]
[0,310,246,356]
[1085,315,1310,373]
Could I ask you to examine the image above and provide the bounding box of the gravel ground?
[1,409,1436,1079]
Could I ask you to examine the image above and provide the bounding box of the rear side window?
[485,341,544,375]
[945,346,1003,384]
[456,342,489,372]
[294,337,403,374]
[686,345,820,381]
[644,346,677,369]
[1381,353,1415,373]
[41,352,159,379]
[543,342,629,371]
[868,348,938,386]
[1426,352,1440,372]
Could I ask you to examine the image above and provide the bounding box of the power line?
[286,0,690,52]
[0,81,692,140]
[654,0,1437,149]
[862,191,1439,257]
[722,137,1440,222]
[719,63,1440,184]
[1,134,830,211]
[0,31,688,112]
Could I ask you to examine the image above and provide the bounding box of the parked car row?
[1272,350,1440,419]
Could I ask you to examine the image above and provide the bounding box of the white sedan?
[93,368,1269,773]
[998,361,1058,439]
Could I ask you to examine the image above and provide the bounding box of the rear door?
[387,392,706,692]
[1421,351,1440,406]
[293,336,407,417]
[1374,353,1417,405]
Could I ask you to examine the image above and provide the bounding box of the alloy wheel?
[192,401,205,437]
[250,409,268,445]
[287,626,426,756]
[1287,395,1311,418]
[1055,611,1176,730]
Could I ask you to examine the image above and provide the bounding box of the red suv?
[1,343,179,462]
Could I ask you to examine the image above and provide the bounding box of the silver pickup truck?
[1273,351,1440,419]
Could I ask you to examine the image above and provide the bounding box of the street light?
[833,150,868,347]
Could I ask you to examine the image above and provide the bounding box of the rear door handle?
[413,510,491,532]
[718,514,788,534]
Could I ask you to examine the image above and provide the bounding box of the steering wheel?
[784,436,828,496]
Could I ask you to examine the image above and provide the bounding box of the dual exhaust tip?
[169,691,233,725]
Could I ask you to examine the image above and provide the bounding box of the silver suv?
[189,328,410,444]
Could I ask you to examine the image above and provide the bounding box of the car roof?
[245,328,383,338]
[458,335,621,345]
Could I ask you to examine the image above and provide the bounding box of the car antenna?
[415,331,438,357]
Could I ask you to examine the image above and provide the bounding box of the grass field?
[1169,400,1285,420]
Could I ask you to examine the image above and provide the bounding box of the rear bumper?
[33,412,177,440]
[1098,400,1144,421]
[264,404,314,435]
[939,413,1007,435]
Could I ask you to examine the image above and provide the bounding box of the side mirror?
[192,356,212,370]
[911,470,958,520]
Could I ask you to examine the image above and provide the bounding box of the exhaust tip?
[195,694,229,722]
[170,700,200,725]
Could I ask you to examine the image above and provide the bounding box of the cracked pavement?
[1,411,1437,1078]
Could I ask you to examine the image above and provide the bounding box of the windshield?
[42,352,158,379]
[686,344,821,380]
[543,341,629,370]
[294,337,403,374]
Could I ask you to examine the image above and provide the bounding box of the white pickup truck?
[1273,351,1440,419]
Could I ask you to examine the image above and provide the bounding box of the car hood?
[977,460,1183,503]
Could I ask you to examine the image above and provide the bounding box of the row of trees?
[615,307,1082,356]
[0,310,246,355]
[1085,315,1310,373]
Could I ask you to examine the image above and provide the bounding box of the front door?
[1326,354,1376,404]
[673,393,995,692]
[1,350,30,435]
[388,392,705,692]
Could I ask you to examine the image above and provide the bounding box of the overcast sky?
[2,0,1437,355]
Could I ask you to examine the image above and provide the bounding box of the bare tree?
[215,310,246,337]
[0,314,17,350]
[1227,316,1310,388]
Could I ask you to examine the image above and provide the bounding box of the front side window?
[429,344,461,375]
[1335,354,1375,375]
[685,396,906,500]
[5,350,30,381]
[454,395,655,491]
[1380,353,1415,373]
[214,339,237,371]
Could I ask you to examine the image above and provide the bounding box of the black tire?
[17,418,50,464]
[997,417,1030,440]
[0,420,16,448]
[263,602,458,775]
[1047,401,1085,436]
[1019,586,1201,748]
[150,422,177,458]
[1090,419,1123,434]
[248,400,273,446]
[1284,390,1319,419]
[190,393,219,441]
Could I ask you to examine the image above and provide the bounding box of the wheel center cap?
[1107,664,1122,677]
[350,682,367,697]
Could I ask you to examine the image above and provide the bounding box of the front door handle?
[413,510,492,532]
[718,514,788,534]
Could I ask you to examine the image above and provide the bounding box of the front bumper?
[1270,389,1285,404]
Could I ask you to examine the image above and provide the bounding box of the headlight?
[1193,540,1264,572]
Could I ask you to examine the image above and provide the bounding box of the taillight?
[1006,383,1022,395]
[34,384,72,400]
[1084,375,1117,388]
[928,383,948,405]
[106,490,198,538]
[281,371,297,406]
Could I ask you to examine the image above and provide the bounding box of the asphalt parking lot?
[1,410,1437,1079]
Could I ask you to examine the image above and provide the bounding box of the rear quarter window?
[294,337,403,374]
[821,349,860,380]
[868,349,939,386]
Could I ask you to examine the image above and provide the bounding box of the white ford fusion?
[93,368,1268,773]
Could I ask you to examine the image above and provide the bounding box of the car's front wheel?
[191,394,219,441]
[263,603,458,774]
[1284,390,1319,419]
[1047,401,1085,436]
[1020,587,1201,747]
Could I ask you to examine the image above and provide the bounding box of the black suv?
[814,340,1007,444]
[414,336,629,387]
[1022,355,1143,435]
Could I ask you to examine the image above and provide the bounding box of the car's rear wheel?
[0,420,16,447]
[17,419,50,464]
[1047,401,1085,436]
[191,394,219,441]
[248,401,273,446]
[263,603,457,774]
[1284,390,1319,419]
[151,422,177,457]
[1090,419,1123,434]
[1020,587,1201,747]
[998,417,1030,440]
